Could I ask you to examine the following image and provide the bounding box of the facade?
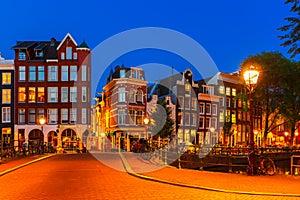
[99,65,148,151]
[0,54,14,151]
[12,33,91,151]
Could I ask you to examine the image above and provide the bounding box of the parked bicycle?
[247,150,276,175]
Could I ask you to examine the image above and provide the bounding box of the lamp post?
[39,117,46,153]
[243,65,259,175]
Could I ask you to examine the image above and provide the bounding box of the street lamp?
[243,65,259,175]
[284,131,289,146]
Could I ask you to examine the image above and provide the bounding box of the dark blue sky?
[0,0,296,83]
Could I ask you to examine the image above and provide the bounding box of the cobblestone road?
[0,153,298,200]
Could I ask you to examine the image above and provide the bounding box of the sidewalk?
[0,154,54,176]
[121,152,300,197]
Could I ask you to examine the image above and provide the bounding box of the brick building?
[12,33,91,151]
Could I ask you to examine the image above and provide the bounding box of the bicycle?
[247,150,276,176]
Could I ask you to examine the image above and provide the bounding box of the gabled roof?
[207,72,243,85]
[78,40,89,48]
[56,33,78,50]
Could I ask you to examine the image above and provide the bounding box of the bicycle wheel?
[264,158,276,176]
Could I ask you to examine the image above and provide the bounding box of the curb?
[0,154,55,177]
[119,152,300,197]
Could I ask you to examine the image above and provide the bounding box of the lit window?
[28,87,36,103]
[70,65,77,81]
[66,47,72,60]
[70,87,77,102]
[48,66,58,81]
[19,66,26,81]
[62,66,68,81]
[2,128,11,144]
[38,66,44,81]
[219,86,225,94]
[2,107,11,123]
[61,87,68,102]
[37,109,44,121]
[232,88,236,96]
[226,87,231,96]
[37,87,45,102]
[2,89,11,104]
[219,109,224,123]
[18,87,26,102]
[48,87,58,102]
[232,111,236,123]
[185,83,191,92]
[2,73,11,85]
[136,110,143,125]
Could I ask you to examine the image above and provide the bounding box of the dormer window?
[36,50,43,57]
[19,52,26,60]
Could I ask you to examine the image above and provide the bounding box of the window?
[185,83,191,92]
[2,73,11,85]
[36,50,43,57]
[199,117,204,128]
[178,112,183,125]
[37,87,45,102]
[82,87,87,102]
[219,86,225,94]
[82,65,87,81]
[70,87,77,102]
[178,96,184,108]
[28,87,36,103]
[232,111,236,123]
[18,108,25,124]
[37,109,44,121]
[48,109,58,124]
[28,108,36,124]
[191,98,197,110]
[199,103,205,114]
[184,113,190,125]
[18,87,26,102]
[66,47,72,60]
[205,103,211,114]
[61,109,68,124]
[29,66,36,81]
[61,87,68,102]
[211,117,217,128]
[136,110,143,125]
[205,117,210,128]
[129,110,135,124]
[120,69,125,78]
[226,97,230,108]
[226,87,231,96]
[73,52,77,60]
[219,109,224,123]
[2,107,11,123]
[184,130,190,142]
[82,108,87,124]
[185,96,190,109]
[19,66,26,81]
[220,97,224,107]
[232,88,236,96]
[62,66,68,81]
[61,52,65,60]
[136,90,143,103]
[70,108,77,123]
[129,90,136,103]
[48,87,58,102]
[2,128,11,145]
[2,89,11,104]
[70,65,77,81]
[48,66,58,81]
[203,85,214,94]
[118,110,126,125]
[38,66,44,81]
[226,110,231,122]
[238,99,242,107]
[19,52,26,60]
[118,88,126,102]
[212,104,217,115]
[191,113,196,126]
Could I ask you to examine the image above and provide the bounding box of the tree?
[240,52,298,146]
[278,0,300,58]
[148,99,175,139]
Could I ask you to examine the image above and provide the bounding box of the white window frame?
[61,65,68,81]
[48,87,58,102]
[48,66,58,81]
[70,65,77,81]
[82,87,87,102]
[70,87,77,102]
[61,87,68,102]
[2,107,11,123]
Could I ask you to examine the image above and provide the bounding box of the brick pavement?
[121,152,300,197]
